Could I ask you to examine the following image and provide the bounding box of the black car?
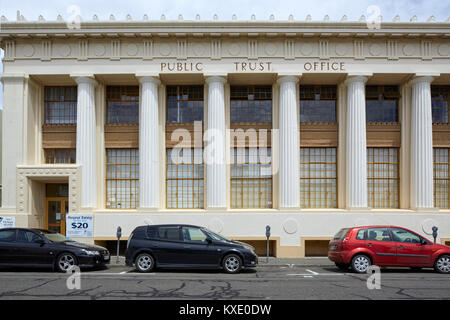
[0,228,110,272]
[125,224,258,273]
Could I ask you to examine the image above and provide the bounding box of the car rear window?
[157,227,181,241]
[333,228,350,240]
[0,230,16,242]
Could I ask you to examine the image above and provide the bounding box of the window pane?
[45,87,77,124]
[106,149,139,209]
[367,147,399,208]
[431,86,450,124]
[166,86,204,123]
[106,86,139,124]
[231,86,272,123]
[366,86,399,123]
[433,148,449,208]
[300,86,337,122]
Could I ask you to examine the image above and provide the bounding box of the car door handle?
[397,245,404,248]
[366,243,373,246]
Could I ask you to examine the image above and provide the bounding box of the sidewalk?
[108,256,334,267]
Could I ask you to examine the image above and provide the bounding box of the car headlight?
[81,249,100,256]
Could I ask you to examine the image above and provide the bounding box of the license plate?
[103,255,110,261]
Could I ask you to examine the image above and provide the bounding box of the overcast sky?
[1,0,449,108]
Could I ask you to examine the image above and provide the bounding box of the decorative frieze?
[319,39,329,59]
[111,40,121,60]
[211,39,221,60]
[353,40,364,60]
[421,40,432,60]
[177,39,187,60]
[41,40,52,61]
[143,39,153,60]
[387,40,399,60]
[284,39,295,60]
[78,40,88,61]
[3,40,15,61]
[248,39,258,59]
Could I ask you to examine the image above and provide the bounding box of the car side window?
[356,229,366,240]
[0,230,16,242]
[366,228,392,242]
[182,227,208,243]
[157,227,181,241]
[16,230,41,243]
[391,228,421,244]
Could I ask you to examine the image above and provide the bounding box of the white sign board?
[66,214,94,238]
[0,217,15,228]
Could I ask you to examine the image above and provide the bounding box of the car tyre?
[434,255,450,274]
[135,253,155,273]
[56,253,78,273]
[335,263,350,271]
[223,254,242,274]
[351,254,372,274]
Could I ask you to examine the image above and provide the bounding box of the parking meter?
[432,226,438,244]
[266,225,271,262]
[116,226,122,263]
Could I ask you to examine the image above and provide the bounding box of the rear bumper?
[328,251,348,264]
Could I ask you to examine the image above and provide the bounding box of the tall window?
[230,86,272,122]
[366,86,400,122]
[167,86,204,123]
[45,149,76,164]
[106,86,139,124]
[300,86,337,122]
[300,148,337,208]
[44,86,77,124]
[231,148,272,209]
[166,148,204,209]
[434,148,449,208]
[367,147,399,208]
[106,149,139,209]
[431,86,450,123]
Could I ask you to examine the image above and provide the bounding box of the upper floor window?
[230,86,272,123]
[45,149,76,164]
[300,86,336,122]
[44,87,77,124]
[366,86,399,123]
[431,86,450,124]
[167,86,204,123]
[106,86,139,124]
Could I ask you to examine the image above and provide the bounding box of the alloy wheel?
[58,254,75,271]
[352,255,371,273]
[137,254,153,272]
[225,256,240,273]
[436,256,450,273]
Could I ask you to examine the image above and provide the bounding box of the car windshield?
[202,228,229,242]
[37,230,75,243]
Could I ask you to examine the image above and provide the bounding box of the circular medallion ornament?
[369,43,382,56]
[300,43,313,56]
[193,43,206,56]
[402,44,416,56]
[127,43,138,56]
[438,44,449,56]
[59,44,71,57]
[335,43,348,56]
[23,44,35,57]
[283,218,298,234]
[94,44,106,57]
[264,43,277,56]
[227,42,241,56]
[159,43,172,56]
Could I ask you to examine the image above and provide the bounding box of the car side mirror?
[206,238,212,244]
[35,238,46,245]
[420,239,428,245]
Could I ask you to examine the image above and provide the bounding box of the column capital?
[344,75,369,85]
[73,75,98,86]
[0,73,28,84]
[138,75,161,85]
[277,75,300,85]
[205,75,227,85]
[409,75,435,86]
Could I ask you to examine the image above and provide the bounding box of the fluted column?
[345,76,368,209]
[410,76,434,209]
[75,76,97,208]
[278,76,300,208]
[139,76,161,209]
[205,76,227,209]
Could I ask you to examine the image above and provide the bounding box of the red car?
[328,226,450,274]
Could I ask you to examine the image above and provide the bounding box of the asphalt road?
[0,263,449,300]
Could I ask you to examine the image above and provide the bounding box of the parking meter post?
[432,226,438,244]
[116,226,122,263]
[265,225,271,263]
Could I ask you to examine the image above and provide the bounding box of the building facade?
[1,15,450,257]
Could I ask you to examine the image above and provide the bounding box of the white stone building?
[0,15,449,257]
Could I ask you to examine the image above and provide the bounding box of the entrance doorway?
[45,184,69,235]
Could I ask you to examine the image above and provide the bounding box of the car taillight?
[127,233,133,249]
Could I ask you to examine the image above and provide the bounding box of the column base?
[137,207,160,213]
[205,207,227,212]
[345,207,371,212]
[278,207,301,211]
[411,207,440,213]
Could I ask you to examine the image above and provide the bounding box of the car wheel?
[434,255,450,274]
[223,254,242,274]
[135,253,155,273]
[351,254,371,274]
[56,253,78,273]
[335,263,350,271]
